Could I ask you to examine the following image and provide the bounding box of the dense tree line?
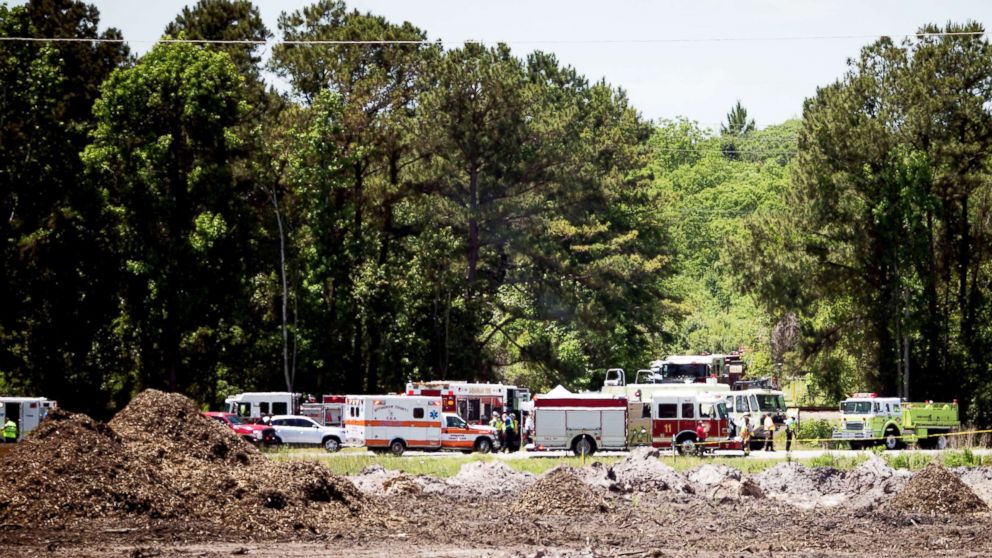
[4,1,992,422]
[733,22,992,421]
[1,0,673,416]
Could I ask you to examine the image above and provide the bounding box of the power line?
[0,30,985,47]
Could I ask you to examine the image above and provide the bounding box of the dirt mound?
[109,389,258,466]
[352,464,404,495]
[687,464,741,488]
[953,466,992,507]
[707,477,765,501]
[888,462,989,515]
[446,460,536,497]
[610,447,692,494]
[513,466,609,515]
[2,389,373,533]
[0,410,185,525]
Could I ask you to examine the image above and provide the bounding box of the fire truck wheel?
[676,435,696,455]
[475,437,493,454]
[322,436,341,453]
[572,435,596,457]
[389,439,406,456]
[884,429,902,450]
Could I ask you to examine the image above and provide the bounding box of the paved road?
[281,447,992,460]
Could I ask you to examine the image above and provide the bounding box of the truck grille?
[846,422,864,431]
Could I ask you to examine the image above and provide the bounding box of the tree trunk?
[466,164,480,294]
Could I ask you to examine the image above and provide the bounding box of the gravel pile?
[687,464,741,488]
[888,462,988,515]
[0,389,372,533]
[513,466,608,516]
[446,461,536,497]
[610,447,693,494]
[953,466,992,506]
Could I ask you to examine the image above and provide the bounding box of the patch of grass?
[943,448,986,468]
[807,452,867,469]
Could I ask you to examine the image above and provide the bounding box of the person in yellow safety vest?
[3,418,17,443]
[762,413,775,451]
[489,411,504,449]
[740,415,751,456]
[510,413,520,451]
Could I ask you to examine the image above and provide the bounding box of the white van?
[225,392,299,419]
[0,396,56,441]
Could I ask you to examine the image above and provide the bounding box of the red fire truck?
[405,381,530,424]
[651,391,737,454]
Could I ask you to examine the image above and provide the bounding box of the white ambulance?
[344,395,500,456]
[0,396,56,441]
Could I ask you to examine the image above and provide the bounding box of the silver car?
[268,414,346,452]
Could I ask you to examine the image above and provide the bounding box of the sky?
[37,1,992,129]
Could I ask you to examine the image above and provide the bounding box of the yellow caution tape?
[662,427,992,450]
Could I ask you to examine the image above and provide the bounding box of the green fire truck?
[831,393,959,450]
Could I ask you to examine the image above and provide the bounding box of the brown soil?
[0,389,374,536]
[888,461,989,515]
[6,397,992,556]
[513,466,609,515]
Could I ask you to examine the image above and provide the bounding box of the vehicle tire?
[475,437,493,454]
[677,436,697,456]
[389,439,406,456]
[572,435,596,457]
[884,429,901,451]
[322,436,341,453]
[242,435,257,445]
[935,434,949,450]
[849,441,862,451]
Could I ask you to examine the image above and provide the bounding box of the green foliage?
[734,23,992,414]
[83,41,253,402]
[0,0,131,418]
[797,419,833,442]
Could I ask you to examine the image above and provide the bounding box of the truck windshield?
[225,414,243,425]
[755,394,786,412]
[841,401,873,414]
[661,363,710,381]
[716,402,729,419]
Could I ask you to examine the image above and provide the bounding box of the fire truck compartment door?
[566,410,599,431]
[536,409,567,446]
[601,410,626,447]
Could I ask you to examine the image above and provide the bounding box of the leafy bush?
[797,419,833,443]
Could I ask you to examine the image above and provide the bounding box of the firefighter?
[762,413,775,451]
[740,415,751,456]
[490,411,504,449]
[522,411,533,445]
[785,416,796,452]
[502,413,515,452]
[3,418,17,443]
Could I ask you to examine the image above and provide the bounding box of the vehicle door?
[297,417,322,445]
[652,399,678,444]
[426,403,442,446]
[441,414,473,449]
[270,418,298,443]
[678,397,696,436]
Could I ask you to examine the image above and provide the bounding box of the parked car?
[269,414,346,452]
[202,411,278,446]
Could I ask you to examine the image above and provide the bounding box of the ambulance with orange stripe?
[344,395,500,456]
